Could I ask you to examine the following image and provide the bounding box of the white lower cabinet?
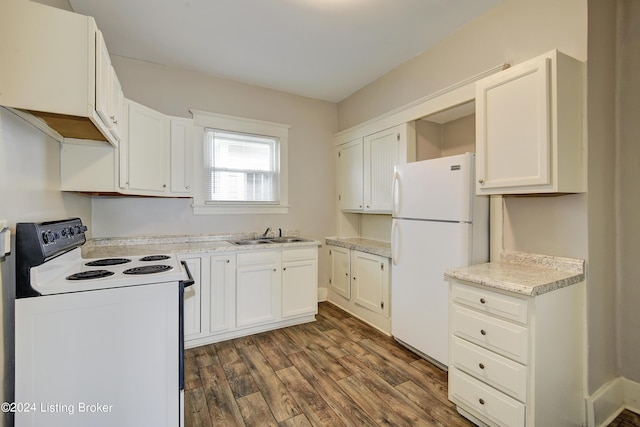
[447,280,585,427]
[328,245,390,333]
[236,251,282,328]
[282,248,318,318]
[183,247,318,349]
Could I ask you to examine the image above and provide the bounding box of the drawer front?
[282,247,317,262]
[451,304,528,364]
[237,250,280,267]
[451,282,528,324]
[450,367,525,427]
[451,336,527,402]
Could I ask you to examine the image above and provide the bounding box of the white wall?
[92,56,338,290]
[0,107,92,427]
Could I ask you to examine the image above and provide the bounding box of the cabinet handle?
[480,298,486,304]
[478,178,484,184]
[479,363,485,370]
[283,267,287,271]
[226,259,230,263]
[479,398,485,405]
[273,268,277,272]
[480,329,487,336]
[366,205,370,208]
[353,276,356,280]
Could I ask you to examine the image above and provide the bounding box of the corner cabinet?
[336,123,415,213]
[475,50,585,195]
[328,246,390,333]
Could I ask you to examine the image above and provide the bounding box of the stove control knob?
[61,228,68,237]
[42,230,56,244]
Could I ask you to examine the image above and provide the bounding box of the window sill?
[192,204,289,215]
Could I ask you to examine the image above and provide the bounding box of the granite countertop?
[325,237,391,258]
[444,250,585,297]
[82,232,321,258]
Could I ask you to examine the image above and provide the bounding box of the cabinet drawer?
[237,251,280,267]
[451,304,528,364]
[451,282,528,324]
[282,247,317,262]
[451,336,527,402]
[450,367,525,427]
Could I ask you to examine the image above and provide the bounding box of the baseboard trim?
[587,376,640,427]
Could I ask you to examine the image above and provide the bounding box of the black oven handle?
[180,260,195,288]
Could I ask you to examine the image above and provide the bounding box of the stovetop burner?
[140,255,171,262]
[66,270,115,281]
[85,258,132,267]
[123,265,173,275]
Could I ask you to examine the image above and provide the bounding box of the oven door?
[15,282,179,427]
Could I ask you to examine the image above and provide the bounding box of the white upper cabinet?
[95,31,124,143]
[337,139,364,211]
[475,50,584,195]
[336,123,416,213]
[170,117,194,195]
[0,0,120,146]
[120,100,171,194]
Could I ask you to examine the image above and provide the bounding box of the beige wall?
[616,0,640,382]
[93,56,338,289]
[338,0,587,131]
[0,107,92,427]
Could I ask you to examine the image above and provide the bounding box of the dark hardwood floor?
[185,301,640,427]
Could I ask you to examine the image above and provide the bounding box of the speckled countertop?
[82,232,321,258]
[325,237,391,258]
[444,250,585,296]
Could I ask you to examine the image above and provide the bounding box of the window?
[191,110,289,214]
[204,130,279,203]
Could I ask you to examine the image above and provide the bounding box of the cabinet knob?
[226,259,230,263]
[353,276,356,280]
[163,184,167,188]
[480,298,486,304]
[479,363,485,370]
[479,398,485,405]
[478,178,484,184]
[366,205,370,208]
[273,268,277,272]
[480,329,487,336]
[283,267,287,271]
[186,186,190,190]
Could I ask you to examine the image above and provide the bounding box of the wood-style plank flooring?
[185,301,640,427]
[184,302,472,426]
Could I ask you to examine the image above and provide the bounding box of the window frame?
[191,110,290,215]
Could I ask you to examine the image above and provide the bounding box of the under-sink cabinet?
[475,49,584,195]
[328,245,390,333]
[447,279,585,427]
[182,247,318,349]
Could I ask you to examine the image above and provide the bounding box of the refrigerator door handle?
[392,171,400,217]
[391,219,400,266]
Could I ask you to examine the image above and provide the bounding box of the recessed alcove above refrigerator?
[414,101,476,161]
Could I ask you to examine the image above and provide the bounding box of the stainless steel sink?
[268,237,313,243]
[230,239,274,245]
[230,237,314,245]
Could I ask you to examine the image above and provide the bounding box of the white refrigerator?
[391,152,488,369]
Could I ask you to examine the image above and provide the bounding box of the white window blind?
[204,129,280,203]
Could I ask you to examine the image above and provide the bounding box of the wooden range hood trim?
[26,110,108,142]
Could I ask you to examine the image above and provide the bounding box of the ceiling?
[69,0,501,103]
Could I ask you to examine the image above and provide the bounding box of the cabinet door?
[95,30,112,130]
[329,246,351,300]
[210,253,236,334]
[180,256,202,339]
[108,66,123,142]
[364,127,399,213]
[351,250,389,317]
[170,117,193,195]
[476,56,552,192]
[337,139,363,211]
[236,252,281,328]
[282,256,318,318]
[125,100,170,193]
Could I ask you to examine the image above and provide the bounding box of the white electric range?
[15,218,192,427]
